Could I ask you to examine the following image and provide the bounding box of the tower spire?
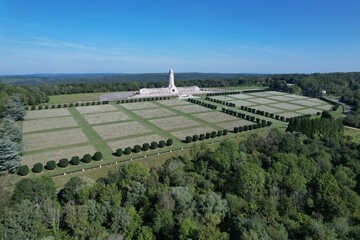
[168,68,178,94]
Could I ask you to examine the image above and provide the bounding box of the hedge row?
[221,108,272,126]
[17,152,102,176]
[114,139,173,157]
[184,130,228,143]
[117,96,170,104]
[25,101,110,111]
[206,97,235,107]
[188,98,217,110]
[233,122,268,133]
[206,89,269,97]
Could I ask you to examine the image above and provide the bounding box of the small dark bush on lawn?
[115,149,123,156]
[32,163,43,173]
[45,160,56,170]
[159,140,166,148]
[166,139,173,146]
[150,142,158,149]
[70,156,80,165]
[133,145,141,153]
[185,136,192,143]
[82,154,92,163]
[192,135,199,141]
[93,151,102,161]
[18,165,29,176]
[199,134,205,140]
[124,147,132,155]
[142,143,149,151]
[58,158,69,168]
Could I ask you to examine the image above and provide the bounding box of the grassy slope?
[49,92,104,104]
[344,127,360,143]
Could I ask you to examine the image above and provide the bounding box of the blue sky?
[0,0,359,74]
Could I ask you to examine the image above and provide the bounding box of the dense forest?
[1,128,360,239]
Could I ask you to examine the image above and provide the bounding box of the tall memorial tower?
[168,68,178,94]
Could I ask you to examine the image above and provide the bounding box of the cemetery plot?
[23,116,77,133]
[157,99,192,106]
[172,104,211,113]
[217,120,254,130]
[230,94,255,100]
[270,103,304,111]
[316,105,333,110]
[76,105,118,115]
[93,121,151,140]
[107,134,165,151]
[306,98,326,103]
[247,92,274,97]
[192,111,238,123]
[247,98,278,104]
[229,100,257,107]
[277,112,302,118]
[284,94,310,100]
[133,108,176,119]
[24,108,71,120]
[149,116,200,131]
[212,96,236,101]
[122,102,158,110]
[289,99,322,107]
[83,111,131,125]
[251,105,283,113]
[22,145,96,167]
[297,108,322,115]
[267,96,296,101]
[171,126,216,139]
[265,91,288,95]
[23,128,89,152]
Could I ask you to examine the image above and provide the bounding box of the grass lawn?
[222,85,267,90]
[49,92,104,104]
[344,127,360,143]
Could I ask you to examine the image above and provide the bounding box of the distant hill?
[0,73,267,85]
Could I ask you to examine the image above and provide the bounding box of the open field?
[22,145,96,167]
[23,116,77,133]
[83,111,131,125]
[49,92,104,104]
[24,108,71,120]
[23,128,89,152]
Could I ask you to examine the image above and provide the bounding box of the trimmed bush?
[93,151,103,161]
[239,126,244,132]
[267,121,272,126]
[82,154,92,163]
[199,134,205,140]
[244,125,249,131]
[166,139,173,146]
[150,142,158,149]
[32,163,43,173]
[192,135,199,141]
[185,136,192,143]
[115,148,123,156]
[18,165,29,176]
[58,158,69,168]
[45,160,56,170]
[124,147,132,155]
[70,156,80,165]
[57,104,62,108]
[159,140,166,148]
[205,132,211,139]
[142,143,149,151]
[211,131,217,138]
[217,130,222,136]
[223,129,228,135]
[233,127,239,133]
[133,145,141,153]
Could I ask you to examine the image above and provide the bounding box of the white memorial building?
[138,69,201,96]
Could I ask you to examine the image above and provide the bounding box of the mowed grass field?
[49,92,105,104]
[20,90,334,187]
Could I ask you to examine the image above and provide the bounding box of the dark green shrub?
[199,134,205,140]
[45,161,56,170]
[63,104,68,108]
[93,152,102,161]
[70,156,80,165]
[124,147,132,155]
[58,159,69,168]
[57,104,62,108]
[69,103,74,107]
[38,105,43,110]
[75,103,80,107]
[275,115,280,120]
[133,145,141,153]
[211,131,217,138]
[223,129,228,135]
[205,133,211,139]
[233,127,239,133]
[166,139,173,146]
[115,149,123,156]
[142,143,149,151]
[239,126,244,132]
[51,105,56,109]
[31,106,36,110]
[244,125,249,131]
[18,165,29,176]
[192,135,198,141]
[45,105,49,109]
[159,140,166,148]
[150,142,158,149]
[32,163,43,173]
[267,121,272,126]
[82,154,92,163]
[217,130,222,136]
[185,136,192,143]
